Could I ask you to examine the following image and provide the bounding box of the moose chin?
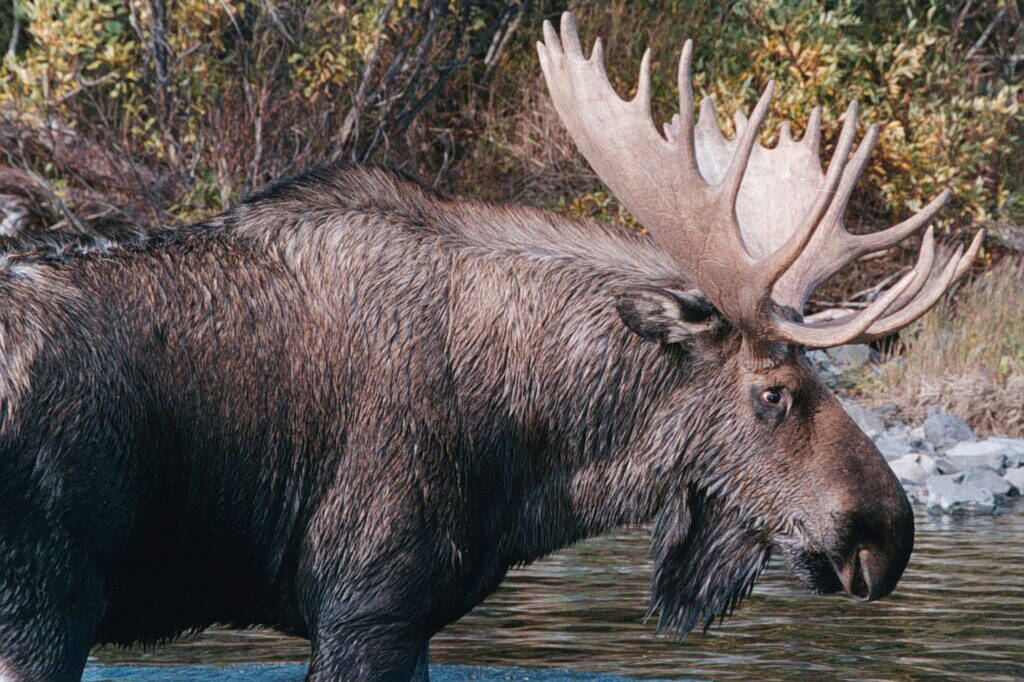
[0,11,978,682]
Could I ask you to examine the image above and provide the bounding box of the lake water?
[87,504,1024,681]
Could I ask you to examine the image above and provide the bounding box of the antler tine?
[883,225,938,312]
[722,81,775,212]
[854,189,952,254]
[675,39,697,170]
[541,14,561,54]
[804,107,822,155]
[779,120,794,144]
[852,229,983,341]
[771,266,919,347]
[956,228,984,279]
[831,123,880,222]
[636,48,654,118]
[768,222,940,347]
[763,101,861,286]
[559,11,583,57]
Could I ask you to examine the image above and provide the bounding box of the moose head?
[536,13,981,635]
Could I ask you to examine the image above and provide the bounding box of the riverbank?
[813,346,1024,516]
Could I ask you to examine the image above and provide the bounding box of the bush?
[0,0,528,229]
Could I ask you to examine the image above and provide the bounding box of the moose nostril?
[839,548,873,601]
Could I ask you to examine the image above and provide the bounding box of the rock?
[881,422,909,439]
[808,349,841,388]
[903,483,927,503]
[872,403,904,424]
[825,344,878,368]
[916,453,939,476]
[1004,468,1024,495]
[988,437,1024,454]
[925,473,997,515]
[907,426,935,453]
[874,434,915,460]
[960,467,1015,499]
[889,453,938,485]
[988,437,1024,467]
[842,401,885,439]
[807,349,832,371]
[922,407,975,449]
[931,455,960,475]
[945,440,1008,473]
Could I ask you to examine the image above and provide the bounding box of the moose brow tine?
[855,230,983,340]
[769,266,918,346]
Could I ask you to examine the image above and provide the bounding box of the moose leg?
[411,642,429,682]
[306,620,428,682]
[0,520,105,682]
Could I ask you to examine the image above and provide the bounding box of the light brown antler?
[537,12,982,365]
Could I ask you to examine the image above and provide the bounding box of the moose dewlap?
[0,12,977,682]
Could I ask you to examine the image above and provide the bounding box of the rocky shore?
[811,346,1024,516]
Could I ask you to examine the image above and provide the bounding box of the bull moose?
[0,12,981,682]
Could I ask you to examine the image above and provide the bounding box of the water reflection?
[90,506,1024,681]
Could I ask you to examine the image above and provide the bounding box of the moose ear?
[615,287,721,344]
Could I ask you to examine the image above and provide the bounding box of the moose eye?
[761,388,783,406]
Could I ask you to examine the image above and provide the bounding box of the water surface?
[89,505,1024,680]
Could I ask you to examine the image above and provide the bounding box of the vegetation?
[852,256,1024,436]
[0,0,1021,425]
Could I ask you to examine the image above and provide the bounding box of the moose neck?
[448,261,735,566]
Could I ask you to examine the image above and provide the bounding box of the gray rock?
[925,473,997,514]
[903,483,927,503]
[916,453,939,476]
[931,455,960,475]
[808,349,842,388]
[989,437,1024,467]
[825,344,878,368]
[807,349,832,370]
[876,404,906,425]
[922,407,975,448]
[889,453,938,485]
[842,401,885,439]
[874,434,915,460]
[945,440,1008,473]
[882,422,909,439]
[1004,468,1024,495]
[960,467,1015,499]
[907,425,935,453]
[989,437,1024,454]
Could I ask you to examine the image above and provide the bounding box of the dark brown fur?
[0,164,912,681]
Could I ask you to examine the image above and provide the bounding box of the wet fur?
[0,164,905,680]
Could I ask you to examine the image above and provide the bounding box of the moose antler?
[537,13,982,366]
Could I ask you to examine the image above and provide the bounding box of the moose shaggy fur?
[0,164,912,681]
